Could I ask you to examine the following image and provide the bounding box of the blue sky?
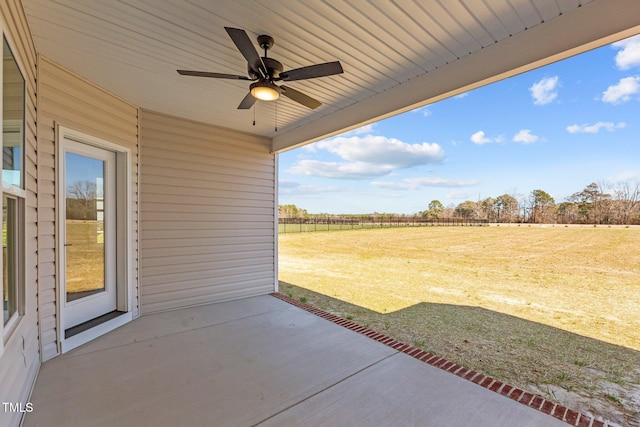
[278,35,640,215]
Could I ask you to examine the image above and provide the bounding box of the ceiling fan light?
[250,81,280,101]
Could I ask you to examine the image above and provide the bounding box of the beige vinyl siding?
[0,1,38,427]
[37,57,139,361]
[139,110,275,314]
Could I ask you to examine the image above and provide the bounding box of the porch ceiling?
[22,0,640,152]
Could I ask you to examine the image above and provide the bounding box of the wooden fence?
[278,216,488,233]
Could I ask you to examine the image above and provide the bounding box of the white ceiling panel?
[21,0,640,151]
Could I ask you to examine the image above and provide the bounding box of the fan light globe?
[250,81,280,101]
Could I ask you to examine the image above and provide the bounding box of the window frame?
[1,27,27,351]
[2,194,23,338]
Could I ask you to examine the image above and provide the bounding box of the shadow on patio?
[279,281,640,427]
[24,294,573,427]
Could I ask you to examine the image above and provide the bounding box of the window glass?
[3,195,17,325]
[3,36,25,190]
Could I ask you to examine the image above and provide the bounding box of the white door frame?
[56,126,133,353]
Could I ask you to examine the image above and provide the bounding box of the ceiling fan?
[178,27,343,110]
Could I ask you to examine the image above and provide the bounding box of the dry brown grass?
[66,220,105,294]
[278,226,640,426]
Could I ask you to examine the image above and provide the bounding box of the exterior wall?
[0,4,274,424]
[37,57,139,361]
[0,1,38,426]
[139,110,276,313]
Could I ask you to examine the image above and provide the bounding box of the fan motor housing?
[264,57,283,78]
[248,57,283,80]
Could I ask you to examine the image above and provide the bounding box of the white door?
[61,139,117,329]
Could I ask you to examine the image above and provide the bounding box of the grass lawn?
[65,220,105,295]
[278,226,640,426]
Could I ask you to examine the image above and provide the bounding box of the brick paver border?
[271,292,610,427]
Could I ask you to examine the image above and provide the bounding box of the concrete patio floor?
[24,295,567,427]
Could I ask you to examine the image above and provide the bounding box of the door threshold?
[61,311,133,354]
[65,310,127,339]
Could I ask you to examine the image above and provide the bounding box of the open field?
[66,220,105,296]
[278,226,640,426]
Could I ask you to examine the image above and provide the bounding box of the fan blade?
[281,85,321,109]
[279,61,343,82]
[224,27,268,79]
[237,92,256,109]
[177,70,252,80]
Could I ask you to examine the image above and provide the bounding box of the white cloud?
[613,35,640,70]
[287,160,394,180]
[279,179,300,189]
[316,135,444,167]
[612,170,638,181]
[566,121,626,134]
[470,131,491,145]
[453,92,469,99]
[513,129,540,144]
[342,123,376,136]
[290,135,445,180]
[371,177,480,191]
[530,76,559,105]
[278,181,350,196]
[470,130,503,145]
[304,124,377,153]
[601,76,640,104]
[411,106,431,117]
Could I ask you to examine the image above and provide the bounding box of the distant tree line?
[433,181,640,225]
[280,181,640,225]
[278,204,309,219]
[278,205,426,223]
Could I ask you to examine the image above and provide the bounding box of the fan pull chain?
[275,100,278,132]
[253,102,256,126]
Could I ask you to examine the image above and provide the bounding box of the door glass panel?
[65,152,106,302]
